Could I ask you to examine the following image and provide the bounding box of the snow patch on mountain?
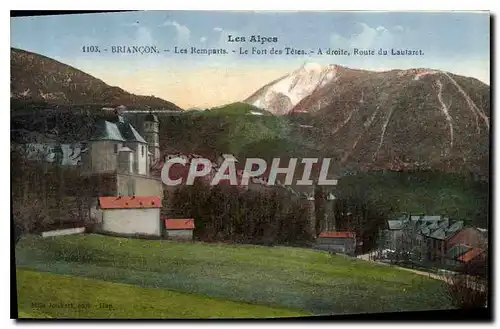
[414,70,439,80]
[248,62,339,115]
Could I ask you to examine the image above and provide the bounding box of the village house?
[80,109,163,197]
[20,106,164,198]
[445,227,488,268]
[75,107,177,237]
[164,219,195,240]
[96,196,162,237]
[378,214,487,269]
[13,105,172,237]
[313,231,357,256]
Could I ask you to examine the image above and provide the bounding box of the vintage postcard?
[11,10,490,320]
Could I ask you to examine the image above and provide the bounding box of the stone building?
[80,110,163,197]
[143,112,161,165]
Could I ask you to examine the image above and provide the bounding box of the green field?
[17,269,305,319]
[15,234,453,318]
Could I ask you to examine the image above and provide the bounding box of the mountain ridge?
[245,62,490,177]
[10,47,183,111]
[245,62,489,116]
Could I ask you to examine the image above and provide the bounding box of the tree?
[333,195,390,254]
[12,147,47,243]
[167,182,314,246]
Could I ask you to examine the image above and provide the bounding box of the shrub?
[443,273,488,309]
[442,256,488,309]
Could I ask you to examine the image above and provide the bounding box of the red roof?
[319,232,356,238]
[165,219,195,230]
[98,196,162,209]
[447,228,487,250]
[458,247,484,263]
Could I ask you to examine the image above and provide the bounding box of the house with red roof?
[445,227,488,267]
[314,231,357,256]
[164,218,195,241]
[380,215,488,269]
[96,196,163,237]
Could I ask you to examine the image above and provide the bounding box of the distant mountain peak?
[245,63,339,115]
[300,62,323,72]
[298,62,343,73]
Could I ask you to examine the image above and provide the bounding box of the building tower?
[324,192,336,232]
[143,112,160,165]
[300,190,317,238]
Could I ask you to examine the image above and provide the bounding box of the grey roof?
[420,226,431,236]
[446,220,464,236]
[411,215,442,222]
[386,215,468,241]
[430,227,446,240]
[388,220,405,230]
[89,116,148,144]
[438,218,450,229]
[118,122,147,143]
[145,112,159,123]
[417,222,428,231]
[426,222,439,230]
[447,244,471,259]
[423,216,442,221]
[89,120,126,142]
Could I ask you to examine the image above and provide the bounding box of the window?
[141,145,145,157]
[114,144,118,154]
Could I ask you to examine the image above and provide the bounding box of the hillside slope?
[10,48,183,110]
[246,64,490,177]
[159,102,292,157]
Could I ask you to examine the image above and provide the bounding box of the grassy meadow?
[15,234,453,318]
[17,269,305,319]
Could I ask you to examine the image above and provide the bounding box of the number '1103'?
[82,46,100,53]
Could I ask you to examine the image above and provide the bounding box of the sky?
[11,11,490,108]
